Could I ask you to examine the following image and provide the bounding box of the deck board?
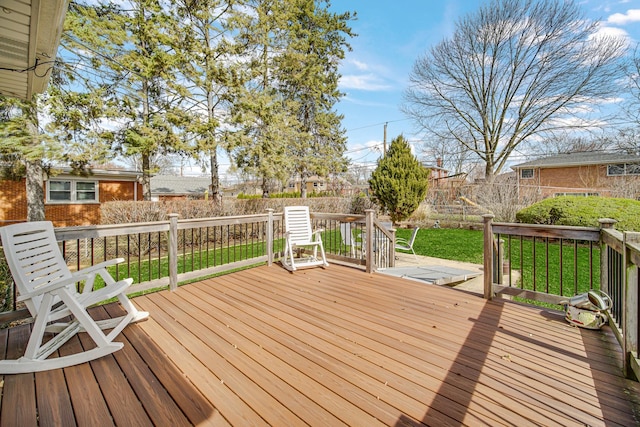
[0,263,638,426]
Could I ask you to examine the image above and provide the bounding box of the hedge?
[516,196,640,231]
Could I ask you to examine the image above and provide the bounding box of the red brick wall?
[0,178,142,227]
[0,179,27,226]
[518,165,640,200]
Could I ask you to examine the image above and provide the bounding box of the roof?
[511,152,640,170]
[151,175,211,196]
[0,0,70,100]
[51,167,143,180]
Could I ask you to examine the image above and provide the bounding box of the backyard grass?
[395,227,484,264]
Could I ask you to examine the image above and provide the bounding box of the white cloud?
[593,25,630,40]
[350,59,369,71]
[340,95,395,108]
[339,74,391,91]
[607,9,640,25]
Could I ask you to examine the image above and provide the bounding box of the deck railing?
[599,223,640,381]
[0,209,392,324]
[483,215,639,380]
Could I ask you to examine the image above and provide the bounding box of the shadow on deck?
[1,263,638,426]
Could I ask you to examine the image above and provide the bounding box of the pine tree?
[59,1,188,200]
[170,0,239,203]
[369,135,430,224]
[227,0,354,198]
[276,0,354,198]
[225,0,298,197]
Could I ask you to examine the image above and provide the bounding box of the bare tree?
[404,0,626,182]
[419,134,473,175]
[616,46,640,155]
[541,133,612,155]
[613,127,640,155]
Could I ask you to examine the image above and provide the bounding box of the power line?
[344,118,410,133]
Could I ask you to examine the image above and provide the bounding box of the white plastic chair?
[281,206,328,271]
[0,221,148,374]
[395,227,420,262]
[340,222,362,257]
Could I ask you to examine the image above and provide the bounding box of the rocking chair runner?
[0,221,148,374]
[281,206,329,271]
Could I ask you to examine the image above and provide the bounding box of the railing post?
[624,232,639,379]
[599,218,617,297]
[266,209,274,266]
[365,209,374,274]
[388,228,396,268]
[483,214,495,300]
[168,213,179,291]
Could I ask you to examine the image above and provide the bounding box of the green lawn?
[395,227,485,264]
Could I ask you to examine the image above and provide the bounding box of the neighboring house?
[150,175,211,200]
[285,176,332,194]
[0,168,143,227]
[511,152,640,201]
[422,158,449,189]
[286,176,327,194]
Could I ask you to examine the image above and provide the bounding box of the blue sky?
[328,0,640,172]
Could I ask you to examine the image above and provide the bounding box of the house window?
[607,163,640,176]
[627,163,640,175]
[554,192,599,197]
[520,168,534,179]
[48,180,98,203]
[607,164,625,176]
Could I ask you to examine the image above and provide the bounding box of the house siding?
[517,164,640,200]
[0,178,142,227]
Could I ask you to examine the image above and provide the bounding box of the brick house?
[511,152,640,201]
[0,168,143,227]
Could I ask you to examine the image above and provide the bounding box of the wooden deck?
[1,263,639,426]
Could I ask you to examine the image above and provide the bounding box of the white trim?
[46,179,99,204]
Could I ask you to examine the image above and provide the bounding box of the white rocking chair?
[0,221,148,374]
[281,206,329,271]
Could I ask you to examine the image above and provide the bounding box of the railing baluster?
[156,231,161,280]
[559,238,564,295]
[137,234,142,284]
[573,240,578,295]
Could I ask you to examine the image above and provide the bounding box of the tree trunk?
[25,160,45,222]
[141,153,151,201]
[485,161,495,184]
[210,152,221,203]
[300,175,307,198]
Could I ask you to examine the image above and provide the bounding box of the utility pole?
[383,122,387,155]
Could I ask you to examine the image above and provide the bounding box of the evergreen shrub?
[369,135,430,223]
